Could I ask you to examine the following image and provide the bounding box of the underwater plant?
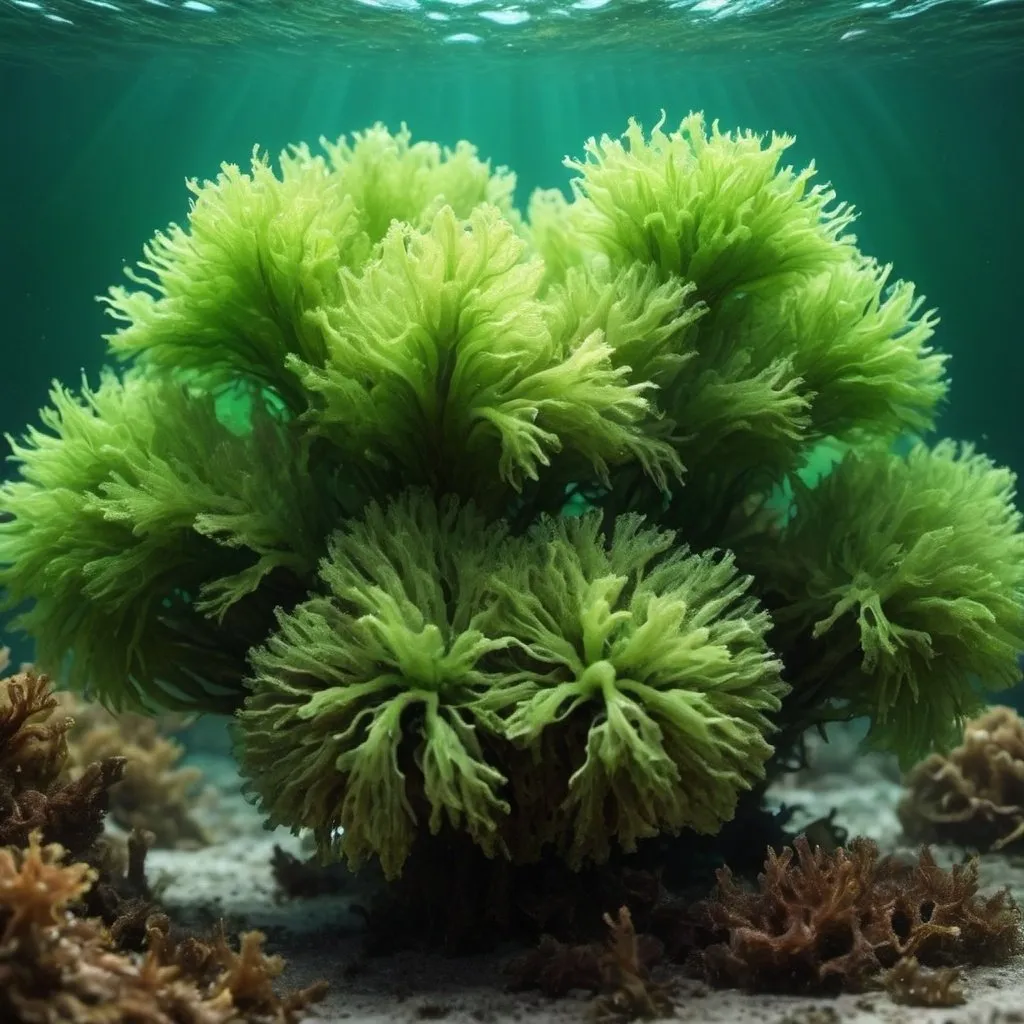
[686,834,1022,995]
[506,834,1021,1005]
[0,830,327,1022]
[58,690,211,849]
[746,440,1024,763]
[0,663,126,858]
[898,705,1024,851]
[2,113,1023,883]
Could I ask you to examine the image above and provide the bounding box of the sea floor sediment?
[154,754,1024,1024]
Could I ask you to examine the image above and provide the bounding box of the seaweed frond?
[0,669,125,857]
[59,690,210,849]
[879,955,966,1007]
[687,833,1021,995]
[899,705,1024,852]
[507,905,671,1021]
[0,832,328,1023]
[82,828,160,949]
[0,669,70,791]
[0,830,96,941]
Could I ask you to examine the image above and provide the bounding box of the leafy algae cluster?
[2,115,1023,881]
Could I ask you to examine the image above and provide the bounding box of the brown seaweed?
[685,834,1021,995]
[1,668,125,858]
[899,705,1024,852]
[0,830,328,1023]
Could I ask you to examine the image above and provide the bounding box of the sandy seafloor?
[151,733,1024,1024]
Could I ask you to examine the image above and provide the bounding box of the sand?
[145,747,1024,1024]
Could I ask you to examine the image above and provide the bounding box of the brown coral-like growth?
[879,955,966,1007]
[594,907,675,1022]
[145,914,329,1020]
[0,668,72,791]
[58,691,210,849]
[507,906,672,1021]
[0,830,96,940]
[0,830,328,1023]
[899,705,1024,852]
[0,668,126,857]
[82,828,162,949]
[688,834,1021,995]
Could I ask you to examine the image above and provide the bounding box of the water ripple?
[0,0,1021,65]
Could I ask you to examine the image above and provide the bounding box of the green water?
[0,3,1022,677]
[1,0,1022,61]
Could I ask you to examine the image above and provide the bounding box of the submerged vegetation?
[1,113,1023,895]
[899,705,1024,853]
[0,830,327,1024]
[3,652,1022,1018]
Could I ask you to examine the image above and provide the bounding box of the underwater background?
[1,0,1022,692]
[6,12,1024,1018]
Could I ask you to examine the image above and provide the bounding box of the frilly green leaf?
[237,491,522,878]
[101,122,516,414]
[530,112,947,494]
[563,111,856,298]
[101,146,368,411]
[292,203,680,513]
[0,370,333,712]
[319,120,520,242]
[488,512,787,866]
[751,440,1024,765]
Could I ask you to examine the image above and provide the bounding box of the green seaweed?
[1,113,1021,880]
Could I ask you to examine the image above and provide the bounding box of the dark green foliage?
[746,441,1024,765]
[0,372,339,711]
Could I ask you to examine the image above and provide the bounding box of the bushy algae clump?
[2,115,1023,884]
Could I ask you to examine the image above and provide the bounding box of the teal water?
[0,0,1022,62]
[1,4,1022,685]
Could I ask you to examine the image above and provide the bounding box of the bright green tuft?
[318,121,520,242]
[534,112,948,493]
[559,112,856,294]
[543,260,705,396]
[100,146,367,412]
[489,512,787,867]
[237,491,524,879]
[101,123,516,414]
[292,203,680,513]
[0,370,334,712]
[751,440,1024,765]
